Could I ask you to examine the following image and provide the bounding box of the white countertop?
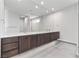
[0,31,56,38]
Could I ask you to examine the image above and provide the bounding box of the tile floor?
[12,40,77,58]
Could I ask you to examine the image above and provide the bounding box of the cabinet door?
[38,34,45,46]
[30,35,38,48]
[2,49,18,58]
[43,33,50,43]
[50,32,60,41]
[38,33,50,45]
[19,36,30,53]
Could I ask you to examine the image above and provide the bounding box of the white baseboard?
[57,39,78,57]
[58,39,77,45]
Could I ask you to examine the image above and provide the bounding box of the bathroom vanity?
[0,32,60,58]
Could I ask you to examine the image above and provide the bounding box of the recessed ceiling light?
[52,8,54,11]
[17,0,21,2]
[41,1,44,5]
[35,5,38,8]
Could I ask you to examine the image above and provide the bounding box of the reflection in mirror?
[0,0,5,35]
[4,0,30,34]
[4,0,54,34]
[31,18,40,32]
[4,0,41,34]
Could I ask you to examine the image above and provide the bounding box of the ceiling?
[4,0,78,17]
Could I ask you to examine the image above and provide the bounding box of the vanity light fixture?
[17,0,22,2]
[52,8,54,11]
[36,19,40,23]
[41,1,44,5]
[32,19,40,23]
[46,10,49,13]
[35,5,38,8]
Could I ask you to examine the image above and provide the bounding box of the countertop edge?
[0,31,59,38]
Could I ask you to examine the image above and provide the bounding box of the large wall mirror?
[0,0,78,57]
[4,0,54,34]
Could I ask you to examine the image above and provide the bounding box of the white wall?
[59,4,78,44]
[39,4,78,44]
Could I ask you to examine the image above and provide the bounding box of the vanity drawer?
[2,43,18,52]
[2,37,18,44]
[2,49,18,58]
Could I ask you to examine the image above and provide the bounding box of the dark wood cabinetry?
[38,34,47,45]
[30,35,38,48]
[1,32,60,58]
[2,43,18,52]
[2,37,18,44]
[19,32,60,54]
[19,36,31,53]
[1,37,19,58]
[50,32,60,41]
[2,49,18,58]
